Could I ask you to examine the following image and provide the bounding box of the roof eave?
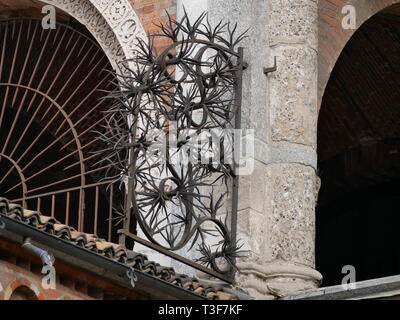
[0,214,207,300]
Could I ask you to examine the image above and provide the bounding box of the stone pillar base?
[236,261,323,299]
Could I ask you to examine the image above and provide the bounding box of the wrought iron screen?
[0,18,121,242]
[99,12,246,282]
[0,14,246,283]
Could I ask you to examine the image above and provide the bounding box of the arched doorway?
[9,285,38,300]
[317,5,400,285]
[0,2,139,242]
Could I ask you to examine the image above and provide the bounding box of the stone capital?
[236,260,322,299]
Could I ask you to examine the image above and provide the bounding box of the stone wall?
[208,0,322,298]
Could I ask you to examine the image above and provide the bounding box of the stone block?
[264,163,319,267]
[269,0,318,49]
[270,45,318,147]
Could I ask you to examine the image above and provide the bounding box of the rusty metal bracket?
[264,56,277,75]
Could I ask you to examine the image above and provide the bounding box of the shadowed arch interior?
[9,285,38,300]
[317,8,400,285]
[0,14,122,241]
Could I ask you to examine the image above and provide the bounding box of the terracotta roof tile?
[38,215,56,225]
[0,197,237,300]
[215,291,236,300]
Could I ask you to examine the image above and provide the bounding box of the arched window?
[10,286,38,300]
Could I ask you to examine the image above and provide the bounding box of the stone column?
[208,0,322,298]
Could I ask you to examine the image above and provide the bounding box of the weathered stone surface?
[270,45,318,147]
[233,163,322,297]
[237,159,268,213]
[235,160,320,266]
[264,163,319,267]
[269,0,318,49]
[208,0,321,297]
[254,138,318,168]
[237,208,269,257]
[236,260,322,298]
[208,0,270,143]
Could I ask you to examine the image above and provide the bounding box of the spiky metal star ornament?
[97,10,247,275]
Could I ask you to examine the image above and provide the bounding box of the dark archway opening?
[9,285,38,300]
[0,12,122,241]
[317,7,400,286]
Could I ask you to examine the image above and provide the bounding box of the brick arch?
[318,0,400,108]
[4,278,41,300]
